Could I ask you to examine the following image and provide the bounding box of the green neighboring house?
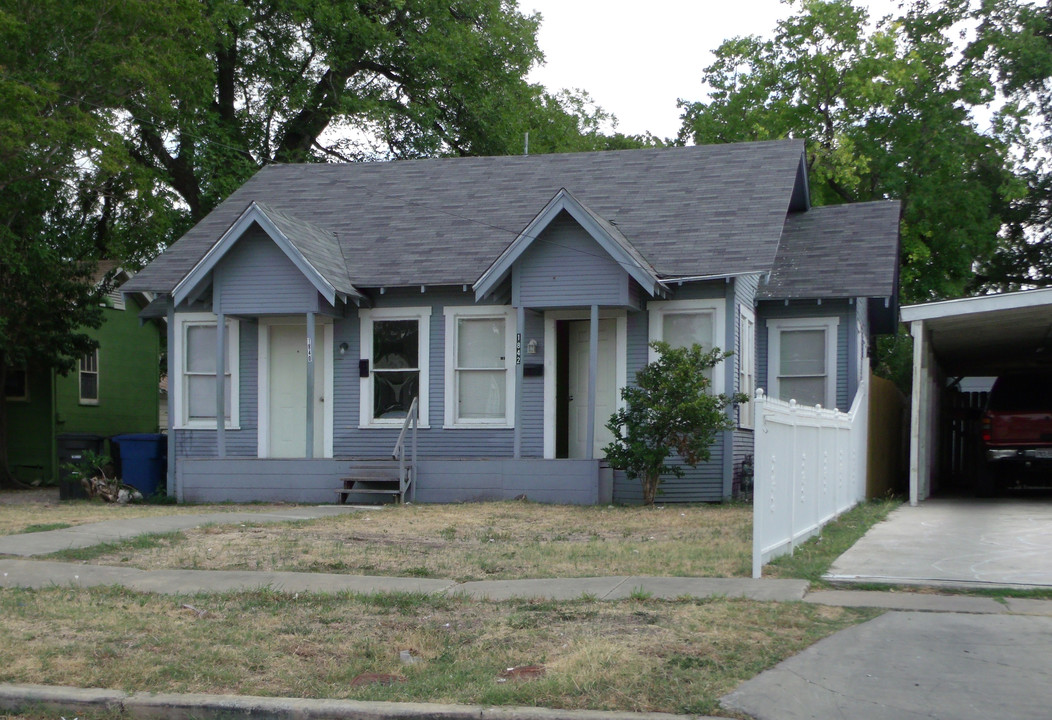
[3,264,162,485]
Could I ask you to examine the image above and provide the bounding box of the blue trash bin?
[111,434,166,497]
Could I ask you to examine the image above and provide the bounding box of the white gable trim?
[173,202,343,307]
[473,189,668,301]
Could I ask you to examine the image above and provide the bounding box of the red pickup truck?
[981,373,1052,493]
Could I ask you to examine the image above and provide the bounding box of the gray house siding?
[213,229,322,315]
[514,213,632,308]
[732,274,761,491]
[756,299,856,411]
[332,288,532,458]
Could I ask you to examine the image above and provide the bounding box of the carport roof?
[901,288,1052,376]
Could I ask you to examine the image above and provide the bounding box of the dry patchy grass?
[0,585,875,715]
[52,502,754,580]
[0,490,319,537]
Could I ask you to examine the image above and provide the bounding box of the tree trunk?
[641,472,659,506]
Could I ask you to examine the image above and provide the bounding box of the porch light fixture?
[339,342,349,355]
[526,338,538,355]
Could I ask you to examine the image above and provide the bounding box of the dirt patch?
[0,487,59,505]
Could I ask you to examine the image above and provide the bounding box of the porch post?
[514,306,525,458]
[586,304,599,460]
[908,320,925,506]
[215,309,226,458]
[306,312,316,459]
[166,299,177,500]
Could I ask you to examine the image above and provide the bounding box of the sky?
[521,0,902,140]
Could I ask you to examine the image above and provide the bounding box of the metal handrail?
[391,397,419,502]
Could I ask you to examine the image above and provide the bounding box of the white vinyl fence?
[752,376,869,578]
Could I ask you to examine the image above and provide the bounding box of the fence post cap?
[789,399,797,408]
[755,388,765,399]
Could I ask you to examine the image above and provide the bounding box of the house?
[123,140,900,504]
[4,263,162,489]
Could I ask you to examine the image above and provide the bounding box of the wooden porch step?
[337,462,408,505]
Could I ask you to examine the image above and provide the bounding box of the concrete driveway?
[826,497,1052,588]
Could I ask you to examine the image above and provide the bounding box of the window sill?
[442,423,514,430]
[175,423,242,431]
[358,422,431,430]
[79,400,99,406]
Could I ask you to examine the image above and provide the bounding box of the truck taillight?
[981,415,992,443]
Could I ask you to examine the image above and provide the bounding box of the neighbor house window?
[359,307,430,427]
[173,313,240,429]
[79,349,99,405]
[3,368,28,401]
[648,298,726,394]
[738,305,756,429]
[766,317,839,409]
[444,306,515,427]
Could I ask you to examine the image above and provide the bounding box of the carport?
[901,288,1052,505]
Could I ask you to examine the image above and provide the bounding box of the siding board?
[215,229,320,314]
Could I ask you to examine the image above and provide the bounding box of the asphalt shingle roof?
[124,140,809,294]
[758,201,902,300]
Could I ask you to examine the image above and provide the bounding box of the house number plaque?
[516,333,521,365]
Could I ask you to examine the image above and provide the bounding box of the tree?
[604,342,746,506]
[968,0,1052,289]
[0,0,201,486]
[678,0,1023,304]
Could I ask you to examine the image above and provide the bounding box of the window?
[648,298,726,394]
[444,306,516,427]
[4,368,27,401]
[360,307,431,427]
[173,313,240,429]
[738,305,756,428]
[79,349,99,405]
[767,317,839,409]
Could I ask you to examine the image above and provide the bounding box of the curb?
[0,683,715,720]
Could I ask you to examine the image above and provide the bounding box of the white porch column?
[306,312,316,459]
[514,306,525,458]
[215,307,226,458]
[166,299,177,500]
[586,304,599,460]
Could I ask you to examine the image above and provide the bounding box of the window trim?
[79,348,99,405]
[443,305,516,429]
[738,304,756,429]
[4,367,28,402]
[647,298,727,395]
[173,312,241,430]
[766,316,839,409]
[359,306,431,428]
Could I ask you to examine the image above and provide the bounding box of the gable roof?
[474,188,667,300]
[124,140,810,295]
[758,201,902,300]
[172,201,363,306]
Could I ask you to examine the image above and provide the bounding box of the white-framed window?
[647,298,726,394]
[766,316,839,409]
[3,368,28,401]
[738,305,756,428]
[359,306,431,427]
[79,349,99,405]
[443,306,516,428]
[173,312,240,429]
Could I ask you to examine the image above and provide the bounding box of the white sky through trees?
[522,0,903,140]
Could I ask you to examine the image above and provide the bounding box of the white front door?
[567,319,617,458]
[267,323,327,458]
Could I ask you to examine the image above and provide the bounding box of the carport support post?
[306,312,315,459]
[909,321,926,506]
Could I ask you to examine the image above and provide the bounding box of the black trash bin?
[111,434,166,497]
[56,433,105,500]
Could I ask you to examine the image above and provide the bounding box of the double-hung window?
[738,305,756,428]
[444,306,515,427]
[360,307,431,427]
[3,368,28,401]
[766,317,839,409]
[79,349,99,405]
[648,299,726,394]
[174,313,240,429]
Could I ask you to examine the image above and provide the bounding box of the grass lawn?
[0,492,904,716]
[0,585,876,716]
[44,501,756,581]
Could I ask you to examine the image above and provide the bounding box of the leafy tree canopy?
[678,0,1032,303]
